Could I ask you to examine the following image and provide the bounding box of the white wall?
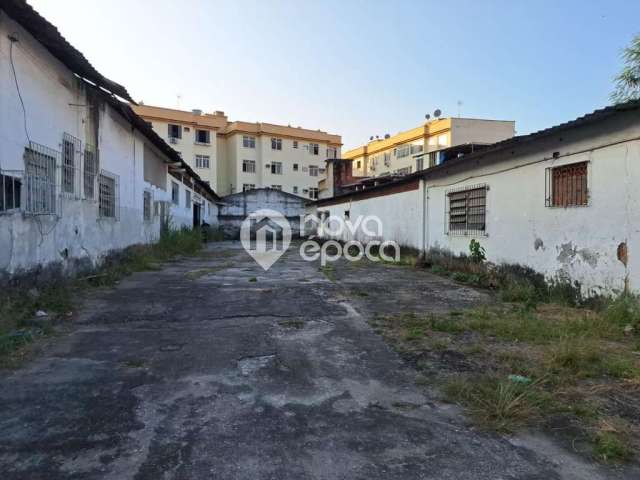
[316,113,640,296]
[0,14,192,280]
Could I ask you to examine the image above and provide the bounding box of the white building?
[133,105,342,199]
[0,1,219,282]
[314,101,640,296]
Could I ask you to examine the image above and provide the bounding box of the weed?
[605,293,640,331]
[469,239,486,263]
[278,319,305,329]
[594,429,633,463]
[248,277,257,282]
[404,326,425,341]
[319,265,336,282]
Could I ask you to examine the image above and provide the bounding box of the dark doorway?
[193,203,202,228]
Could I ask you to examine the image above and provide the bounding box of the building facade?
[133,105,342,199]
[343,117,515,177]
[0,1,218,282]
[313,102,640,297]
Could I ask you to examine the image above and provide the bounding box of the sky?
[27,0,640,150]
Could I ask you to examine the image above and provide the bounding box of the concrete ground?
[0,242,632,479]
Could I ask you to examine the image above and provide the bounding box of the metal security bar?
[143,190,153,221]
[98,170,119,219]
[446,183,488,236]
[83,143,99,201]
[61,133,82,198]
[24,142,59,215]
[0,170,23,213]
[545,161,589,207]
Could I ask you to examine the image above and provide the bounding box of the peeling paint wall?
[0,14,211,282]
[314,112,640,296]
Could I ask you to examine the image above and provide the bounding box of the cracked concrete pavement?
[0,241,633,479]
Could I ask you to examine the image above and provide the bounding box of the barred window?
[24,143,58,215]
[271,137,282,150]
[546,161,588,207]
[185,190,191,210]
[171,181,179,205]
[447,185,488,235]
[271,162,282,175]
[83,144,98,200]
[242,159,256,173]
[309,143,319,155]
[168,124,182,139]
[143,191,152,221]
[395,145,411,158]
[243,183,255,192]
[308,187,318,200]
[195,129,210,144]
[99,171,118,219]
[309,165,319,177]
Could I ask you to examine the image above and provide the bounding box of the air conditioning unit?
[169,137,178,144]
[319,168,326,174]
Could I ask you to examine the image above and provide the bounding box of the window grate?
[446,184,488,236]
[83,143,99,201]
[99,170,119,219]
[62,133,82,198]
[24,142,59,215]
[545,161,589,207]
[143,190,153,221]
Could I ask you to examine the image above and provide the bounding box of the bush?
[604,293,640,332]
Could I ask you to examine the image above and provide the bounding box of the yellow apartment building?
[133,105,342,198]
[344,117,515,177]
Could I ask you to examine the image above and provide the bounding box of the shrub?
[604,293,640,332]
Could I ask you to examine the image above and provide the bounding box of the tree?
[611,34,640,104]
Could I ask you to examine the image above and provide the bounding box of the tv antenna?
[457,100,463,118]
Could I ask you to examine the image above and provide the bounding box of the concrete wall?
[315,112,640,296]
[218,188,308,238]
[0,14,214,282]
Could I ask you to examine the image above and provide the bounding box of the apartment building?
[344,117,515,177]
[133,105,342,199]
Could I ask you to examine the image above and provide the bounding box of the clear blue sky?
[29,0,640,150]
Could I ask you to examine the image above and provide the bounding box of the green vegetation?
[373,299,640,463]
[319,264,336,282]
[0,227,206,364]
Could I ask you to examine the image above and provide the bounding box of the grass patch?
[0,227,206,364]
[373,303,640,463]
[319,264,336,282]
[278,319,305,329]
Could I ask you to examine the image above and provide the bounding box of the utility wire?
[9,35,32,147]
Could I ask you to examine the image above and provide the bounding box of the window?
[356,160,361,169]
[84,144,98,200]
[168,124,182,139]
[416,156,424,171]
[309,165,319,177]
[309,143,319,155]
[271,137,282,150]
[410,144,423,154]
[185,190,191,210]
[271,185,282,190]
[62,134,79,195]
[293,140,298,149]
[395,166,411,175]
[0,171,21,212]
[308,187,318,200]
[24,143,57,215]
[447,185,487,235]
[271,162,282,175]
[243,135,256,148]
[243,183,255,192]
[293,163,299,171]
[195,155,210,169]
[99,171,118,219]
[293,186,298,194]
[196,129,210,144]
[546,161,588,207]
[429,151,438,167]
[384,152,391,166]
[344,210,350,219]
[395,145,411,158]
[327,146,337,159]
[143,191,152,221]
[242,159,256,173]
[171,181,179,205]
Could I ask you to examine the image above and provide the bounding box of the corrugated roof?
[2,0,134,103]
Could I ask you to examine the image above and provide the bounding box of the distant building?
[133,105,342,199]
[343,117,515,177]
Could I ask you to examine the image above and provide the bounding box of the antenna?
[457,100,463,118]
[176,94,182,108]
[433,109,442,118]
